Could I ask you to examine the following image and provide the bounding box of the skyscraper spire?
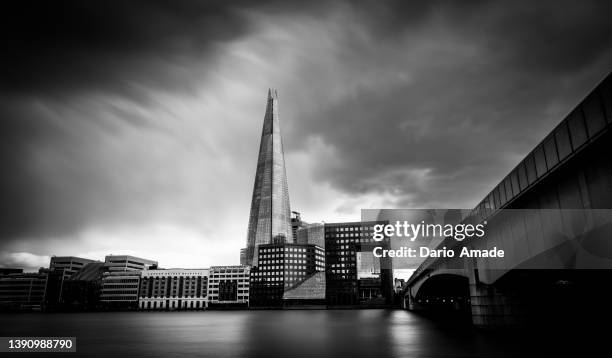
[243,89,293,266]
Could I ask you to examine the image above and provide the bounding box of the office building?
[0,270,48,311]
[62,262,105,311]
[139,269,209,310]
[208,266,250,307]
[46,256,97,308]
[325,221,394,306]
[100,271,141,309]
[50,256,97,279]
[249,242,325,307]
[100,255,157,309]
[244,89,294,266]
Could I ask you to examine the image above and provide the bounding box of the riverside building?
[100,255,157,309]
[249,242,325,307]
[46,256,98,308]
[325,221,394,306]
[0,269,48,311]
[139,269,209,310]
[208,266,250,307]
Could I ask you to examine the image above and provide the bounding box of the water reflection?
[0,310,595,357]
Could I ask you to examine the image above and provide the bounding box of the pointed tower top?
[268,88,278,100]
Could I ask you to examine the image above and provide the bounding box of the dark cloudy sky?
[1,0,611,271]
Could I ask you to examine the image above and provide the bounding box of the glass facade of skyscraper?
[244,89,294,266]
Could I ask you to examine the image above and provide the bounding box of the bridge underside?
[406,268,612,327]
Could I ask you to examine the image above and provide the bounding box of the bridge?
[403,72,612,327]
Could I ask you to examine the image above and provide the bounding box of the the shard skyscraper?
[243,89,293,266]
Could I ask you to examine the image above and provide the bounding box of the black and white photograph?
[1,0,612,357]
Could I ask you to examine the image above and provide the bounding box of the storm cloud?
[1,0,611,270]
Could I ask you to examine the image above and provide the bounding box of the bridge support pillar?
[470,283,521,327]
[404,291,424,311]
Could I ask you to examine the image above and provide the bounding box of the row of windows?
[329,269,355,274]
[210,268,248,274]
[326,238,378,244]
[0,291,46,297]
[327,251,356,256]
[260,259,309,265]
[101,287,138,292]
[252,276,283,281]
[141,290,206,296]
[140,294,206,299]
[140,300,206,309]
[260,247,310,253]
[101,285,138,289]
[212,272,248,278]
[326,233,376,238]
[208,289,249,294]
[325,226,375,232]
[329,262,356,268]
[141,284,206,289]
[144,274,208,278]
[100,296,138,301]
[100,291,138,296]
[259,254,314,260]
[258,265,309,271]
[143,276,207,280]
[0,296,45,302]
[209,279,248,283]
[0,283,47,288]
[141,282,203,287]
[253,271,308,276]
[102,279,139,283]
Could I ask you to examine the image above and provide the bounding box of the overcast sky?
[1,0,611,272]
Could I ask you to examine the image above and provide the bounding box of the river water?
[0,309,595,357]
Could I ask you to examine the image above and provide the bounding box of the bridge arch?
[405,271,471,315]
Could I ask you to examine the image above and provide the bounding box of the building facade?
[208,266,250,307]
[103,255,157,272]
[46,256,98,308]
[100,255,157,309]
[244,89,294,266]
[249,242,325,307]
[296,223,325,247]
[139,269,209,310]
[0,270,48,311]
[100,271,141,309]
[50,256,97,279]
[62,262,105,311]
[325,221,394,306]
